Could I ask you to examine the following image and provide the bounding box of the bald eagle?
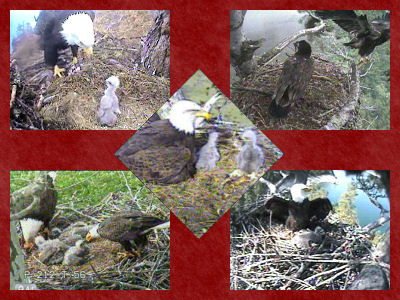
[115,100,212,184]
[10,172,57,249]
[34,10,95,77]
[268,40,314,118]
[265,196,332,231]
[86,212,169,258]
[314,10,390,57]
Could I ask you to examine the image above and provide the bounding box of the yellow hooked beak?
[195,110,212,121]
[83,47,93,58]
[86,232,93,242]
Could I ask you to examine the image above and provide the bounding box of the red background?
[2,1,397,298]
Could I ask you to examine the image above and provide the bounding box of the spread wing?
[314,10,370,36]
[308,198,333,223]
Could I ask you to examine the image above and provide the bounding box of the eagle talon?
[117,251,140,259]
[23,241,35,250]
[53,65,65,78]
[72,57,78,65]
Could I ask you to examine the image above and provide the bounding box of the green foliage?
[336,184,359,226]
[10,171,151,208]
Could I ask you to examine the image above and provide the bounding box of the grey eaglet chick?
[196,131,220,171]
[98,75,121,126]
[237,130,264,174]
[62,239,89,266]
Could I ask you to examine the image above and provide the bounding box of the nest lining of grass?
[23,188,170,290]
[149,128,282,238]
[231,55,351,130]
[230,212,388,290]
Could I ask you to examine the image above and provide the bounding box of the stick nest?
[23,189,170,290]
[230,204,387,290]
[231,56,352,130]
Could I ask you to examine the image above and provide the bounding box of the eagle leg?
[71,45,79,65]
[23,241,35,250]
[358,56,371,66]
[43,227,51,238]
[53,65,65,78]
[117,249,141,259]
[118,241,141,259]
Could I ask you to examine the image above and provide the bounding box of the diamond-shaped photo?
[10,10,170,130]
[116,70,282,237]
[10,171,170,290]
[230,10,390,130]
[230,170,390,290]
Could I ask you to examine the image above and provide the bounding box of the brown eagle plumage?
[115,100,211,185]
[86,212,167,257]
[115,120,196,184]
[268,40,314,118]
[265,196,332,231]
[314,10,390,57]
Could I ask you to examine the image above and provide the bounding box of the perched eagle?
[115,100,212,184]
[86,212,169,258]
[314,10,390,57]
[237,130,264,174]
[34,10,95,77]
[10,172,57,249]
[268,40,314,118]
[265,196,332,231]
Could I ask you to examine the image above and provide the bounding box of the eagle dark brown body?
[97,212,166,253]
[265,196,332,231]
[268,40,314,118]
[115,119,196,184]
[315,10,390,57]
[34,10,95,67]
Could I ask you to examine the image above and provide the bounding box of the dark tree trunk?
[138,10,170,78]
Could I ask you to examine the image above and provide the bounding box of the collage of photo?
[9,9,390,292]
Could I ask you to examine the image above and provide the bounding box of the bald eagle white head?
[20,218,44,248]
[61,13,95,56]
[86,224,100,241]
[168,100,211,134]
[290,183,312,203]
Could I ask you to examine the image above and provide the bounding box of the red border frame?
[3,3,398,298]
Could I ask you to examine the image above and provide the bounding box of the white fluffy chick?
[98,75,121,127]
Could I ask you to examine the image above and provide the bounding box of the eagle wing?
[98,212,164,243]
[10,172,57,225]
[308,198,333,223]
[314,10,370,36]
[265,196,289,223]
[115,120,196,184]
[274,56,314,108]
[315,10,390,56]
